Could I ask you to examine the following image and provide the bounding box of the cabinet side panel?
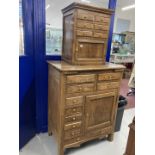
[48,66,61,139]
[62,11,74,62]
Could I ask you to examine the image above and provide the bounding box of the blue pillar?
[106,0,117,62]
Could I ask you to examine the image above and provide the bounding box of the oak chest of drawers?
[62,3,113,65]
[48,61,125,155]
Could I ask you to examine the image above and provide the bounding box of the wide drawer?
[86,126,112,137]
[66,74,95,84]
[97,82,120,91]
[65,114,82,124]
[66,96,83,107]
[65,106,83,116]
[77,11,94,21]
[77,21,94,29]
[98,72,122,81]
[64,137,81,146]
[77,30,93,37]
[66,83,95,94]
[64,129,81,140]
[95,15,110,22]
[94,31,108,39]
[94,24,109,31]
[64,121,82,131]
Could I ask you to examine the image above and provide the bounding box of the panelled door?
[85,92,117,132]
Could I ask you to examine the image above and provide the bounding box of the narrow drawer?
[66,74,95,84]
[97,82,120,91]
[66,96,83,107]
[65,114,82,124]
[77,11,94,21]
[94,24,109,31]
[64,122,82,131]
[98,72,122,81]
[77,30,93,37]
[65,106,83,116]
[95,15,104,22]
[94,31,108,39]
[66,83,95,94]
[64,137,81,146]
[77,21,94,29]
[64,129,81,140]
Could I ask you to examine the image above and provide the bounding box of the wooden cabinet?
[48,61,125,155]
[62,3,113,65]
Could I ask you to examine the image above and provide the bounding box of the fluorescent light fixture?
[81,0,90,4]
[122,4,135,11]
[46,4,50,10]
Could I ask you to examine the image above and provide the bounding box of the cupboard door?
[85,92,117,132]
[75,39,106,63]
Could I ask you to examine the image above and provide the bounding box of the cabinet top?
[62,2,114,15]
[47,61,125,72]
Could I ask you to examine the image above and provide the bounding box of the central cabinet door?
[75,39,106,63]
[85,92,117,132]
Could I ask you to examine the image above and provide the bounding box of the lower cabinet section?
[48,61,124,155]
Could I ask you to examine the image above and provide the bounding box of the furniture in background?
[124,117,135,155]
[62,3,113,65]
[48,3,125,155]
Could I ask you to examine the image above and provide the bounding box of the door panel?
[85,92,117,132]
[76,39,105,62]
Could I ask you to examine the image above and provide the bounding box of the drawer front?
[64,137,81,145]
[77,11,94,21]
[77,21,94,29]
[64,129,81,140]
[64,122,82,131]
[66,83,95,94]
[94,24,109,31]
[86,126,112,137]
[65,106,83,116]
[94,31,108,39]
[77,30,93,37]
[95,15,110,23]
[97,82,120,91]
[65,114,82,124]
[66,96,83,107]
[98,72,122,81]
[66,74,95,84]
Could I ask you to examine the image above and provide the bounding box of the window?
[19,0,24,55]
[46,0,109,55]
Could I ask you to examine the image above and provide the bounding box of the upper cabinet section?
[62,3,114,65]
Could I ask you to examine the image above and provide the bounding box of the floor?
[20,108,135,155]
[120,79,135,109]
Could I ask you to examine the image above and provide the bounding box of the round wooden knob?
[71,132,75,136]
[73,125,76,128]
[73,108,76,112]
[73,100,77,103]
[79,87,82,91]
[73,117,76,121]
[76,138,80,141]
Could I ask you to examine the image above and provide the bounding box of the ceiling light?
[122,4,135,11]
[46,4,50,10]
[81,0,90,4]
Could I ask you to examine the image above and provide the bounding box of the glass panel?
[46,0,109,55]
[19,0,24,55]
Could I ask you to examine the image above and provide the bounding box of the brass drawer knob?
[72,117,76,121]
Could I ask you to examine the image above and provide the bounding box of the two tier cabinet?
[48,61,125,155]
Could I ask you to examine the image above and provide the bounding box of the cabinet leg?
[107,133,114,142]
[58,145,64,155]
[48,132,52,136]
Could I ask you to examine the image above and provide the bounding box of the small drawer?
[97,82,120,91]
[98,72,122,81]
[64,122,82,131]
[65,106,83,116]
[95,15,110,22]
[77,11,94,21]
[65,114,82,124]
[66,83,95,94]
[77,30,93,37]
[94,31,108,39]
[64,129,81,140]
[66,74,95,84]
[64,137,81,146]
[94,24,109,31]
[77,21,94,29]
[66,96,83,107]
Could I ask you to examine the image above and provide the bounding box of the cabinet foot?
[107,133,114,142]
[48,132,52,136]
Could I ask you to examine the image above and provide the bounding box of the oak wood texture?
[48,61,125,155]
[62,2,113,65]
[124,117,135,155]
